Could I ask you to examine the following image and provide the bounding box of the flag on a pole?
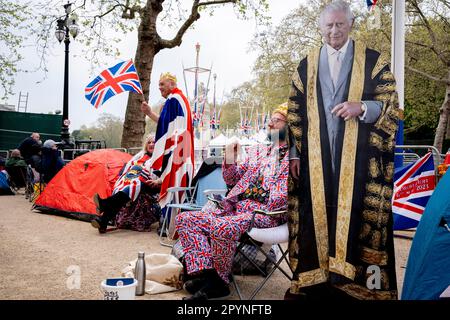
[149,87,194,209]
[366,0,378,10]
[85,59,143,109]
[392,152,436,230]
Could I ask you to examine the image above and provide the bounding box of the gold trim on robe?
[292,70,304,94]
[329,41,365,280]
[292,42,368,286]
[291,47,330,288]
[288,40,400,299]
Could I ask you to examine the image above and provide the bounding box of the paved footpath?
[0,194,411,300]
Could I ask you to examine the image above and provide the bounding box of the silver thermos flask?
[135,251,146,296]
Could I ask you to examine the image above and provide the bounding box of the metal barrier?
[127,147,142,155]
[61,149,91,160]
[395,145,442,171]
[394,152,420,166]
[0,150,9,159]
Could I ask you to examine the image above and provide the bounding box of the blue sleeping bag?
[401,170,450,300]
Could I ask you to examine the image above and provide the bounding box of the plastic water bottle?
[135,252,146,296]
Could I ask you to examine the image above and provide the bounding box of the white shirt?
[326,38,350,86]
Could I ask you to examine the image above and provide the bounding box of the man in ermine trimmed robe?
[287,0,400,300]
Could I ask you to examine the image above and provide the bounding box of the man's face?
[32,133,40,141]
[159,79,175,98]
[267,112,287,142]
[320,10,352,50]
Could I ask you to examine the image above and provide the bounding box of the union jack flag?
[366,0,378,10]
[85,59,143,109]
[149,87,194,210]
[392,152,436,230]
[112,151,153,202]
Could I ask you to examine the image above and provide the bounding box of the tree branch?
[408,0,448,66]
[198,0,236,5]
[406,40,433,50]
[91,1,143,28]
[159,0,236,49]
[406,65,450,85]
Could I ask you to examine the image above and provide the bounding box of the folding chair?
[5,166,28,193]
[26,165,45,202]
[231,209,293,300]
[159,157,228,247]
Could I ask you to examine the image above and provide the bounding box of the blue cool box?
[105,278,135,286]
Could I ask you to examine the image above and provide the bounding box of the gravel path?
[0,194,411,300]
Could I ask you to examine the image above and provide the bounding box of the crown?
[160,72,177,83]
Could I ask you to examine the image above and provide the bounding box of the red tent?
[34,149,132,220]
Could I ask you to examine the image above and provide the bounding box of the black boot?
[93,192,129,214]
[90,216,108,233]
[91,192,129,233]
[183,270,230,300]
[183,274,208,294]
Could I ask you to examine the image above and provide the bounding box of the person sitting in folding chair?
[5,149,28,191]
[176,103,289,300]
[91,134,162,233]
[5,149,27,168]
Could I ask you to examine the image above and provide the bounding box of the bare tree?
[33,0,267,148]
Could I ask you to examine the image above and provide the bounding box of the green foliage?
[32,0,269,76]
[219,100,242,129]
[72,113,124,148]
[0,1,31,100]
[224,0,448,136]
[404,17,448,133]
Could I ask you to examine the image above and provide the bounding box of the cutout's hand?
[331,102,364,121]
[290,159,300,181]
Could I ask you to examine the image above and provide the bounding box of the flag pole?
[131,58,146,103]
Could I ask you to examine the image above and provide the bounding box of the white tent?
[252,130,268,143]
[209,134,228,146]
[240,137,257,146]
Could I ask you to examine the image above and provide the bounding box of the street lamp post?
[55,2,79,153]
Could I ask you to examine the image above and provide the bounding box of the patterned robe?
[287,40,400,299]
[176,143,289,283]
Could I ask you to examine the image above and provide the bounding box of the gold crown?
[160,72,177,83]
[273,102,288,117]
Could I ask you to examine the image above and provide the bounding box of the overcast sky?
[7,0,304,131]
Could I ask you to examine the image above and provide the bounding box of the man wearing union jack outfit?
[176,103,289,300]
[140,72,195,229]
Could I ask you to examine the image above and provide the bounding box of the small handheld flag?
[85,59,143,109]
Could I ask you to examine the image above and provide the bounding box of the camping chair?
[5,166,28,193]
[26,165,45,202]
[160,157,228,247]
[231,209,293,300]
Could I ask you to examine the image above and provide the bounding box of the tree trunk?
[433,79,450,153]
[446,107,450,140]
[121,3,161,149]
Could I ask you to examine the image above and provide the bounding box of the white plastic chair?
[231,209,293,300]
